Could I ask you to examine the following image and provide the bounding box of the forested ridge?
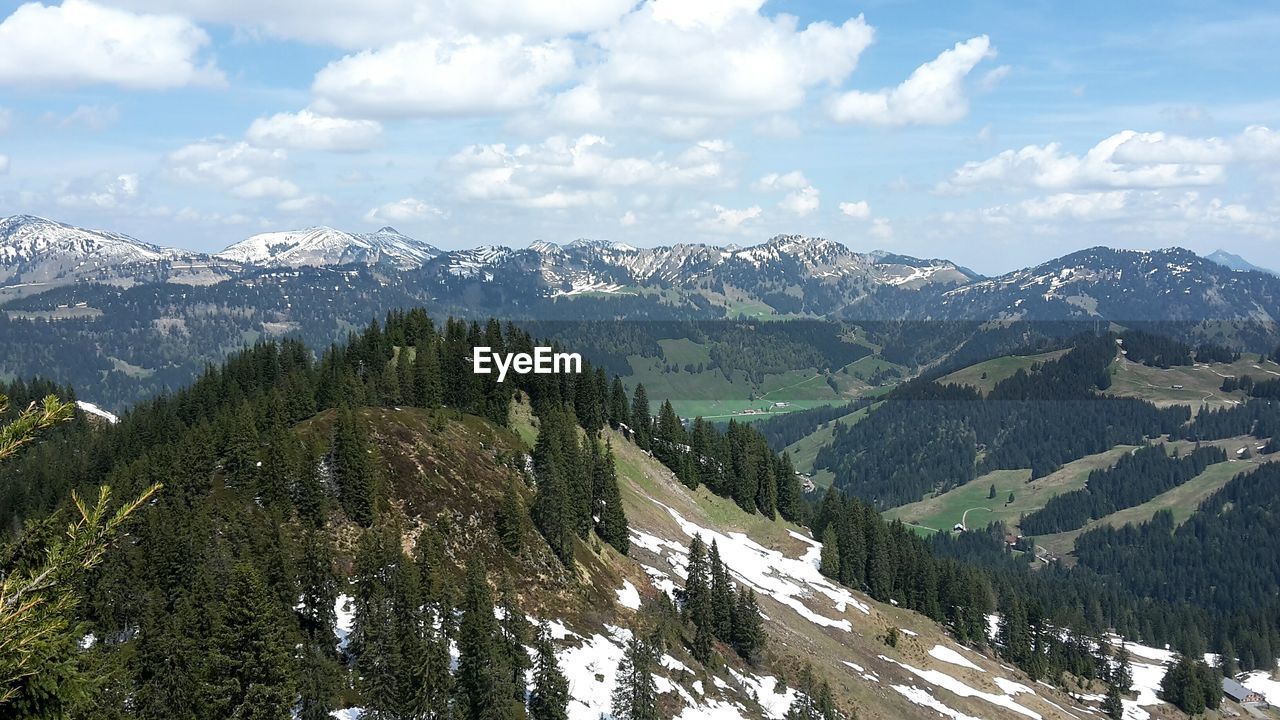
[1019,444,1228,535]
[4,309,1280,719]
[815,334,1189,507]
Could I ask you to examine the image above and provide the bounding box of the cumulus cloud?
[829,35,995,126]
[620,210,638,226]
[547,0,873,132]
[939,129,1231,193]
[447,134,733,209]
[55,173,140,208]
[839,200,871,219]
[111,0,635,48]
[869,217,893,239]
[779,186,820,216]
[167,140,300,200]
[697,203,762,232]
[246,110,382,152]
[0,154,10,174]
[753,170,819,215]
[948,190,1269,235]
[313,35,575,118]
[365,198,446,223]
[0,0,221,89]
[752,171,810,192]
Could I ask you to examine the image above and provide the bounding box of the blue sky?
[0,0,1277,274]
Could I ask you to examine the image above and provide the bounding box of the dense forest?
[1019,444,1228,535]
[815,334,1188,507]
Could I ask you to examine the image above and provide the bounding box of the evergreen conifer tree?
[528,623,569,720]
[611,634,658,720]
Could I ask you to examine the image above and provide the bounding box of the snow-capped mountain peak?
[215,226,440,269]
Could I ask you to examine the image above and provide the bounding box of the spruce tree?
[497,580,532,707]
[532,409,573,564]
[594,441,629,555]
[1102,683,1123,720]
[631,385,652,450]
[732,589,765,662]
[609,378,630,429]
[456,559,520,720]
[819,527,841,579]
[708,541,733,642]
[496,475,525,553]
[528,624,569,720]
[412,337,443,408]
[332,405,375,526]
[611,634,658,720]
[207,563,297,720]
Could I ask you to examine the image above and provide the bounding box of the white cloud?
[167,140,300,200]
[869,217,893,239]
[0,107,11,133]
[949,190,1270,234]
[55,173,140,208]
[698,203,762,232]
[829,35,995,126]
[753,170,818,215]
[753,170,810,192]
[55,104,120,130]
[839,200,871,219]
[313,35,575,118]
[247,110,382,152]
[620,210,637,226]
[779,186,820,216]
[277,194,328,212]
[365,198,446,224]
[232,177,301,200]
[111,0,635,48]
[0,0,221,89]
[978,64,1011,91]
[447,134,732,208]
[940,130,1229,192]
[0,155,9,174]
[548,1,873,131]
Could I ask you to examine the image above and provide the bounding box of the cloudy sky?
[0,0,1277,274]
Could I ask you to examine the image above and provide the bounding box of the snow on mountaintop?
[0,215,176,269]
[216,226,439,269]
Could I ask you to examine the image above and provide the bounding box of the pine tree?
[528,624,569,720]
[988,484,997,500]
[594,441,629,555]
[611,634,658,720]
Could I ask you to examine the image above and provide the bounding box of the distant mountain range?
[2,214,1278,327]
[1206,248,1277,276]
